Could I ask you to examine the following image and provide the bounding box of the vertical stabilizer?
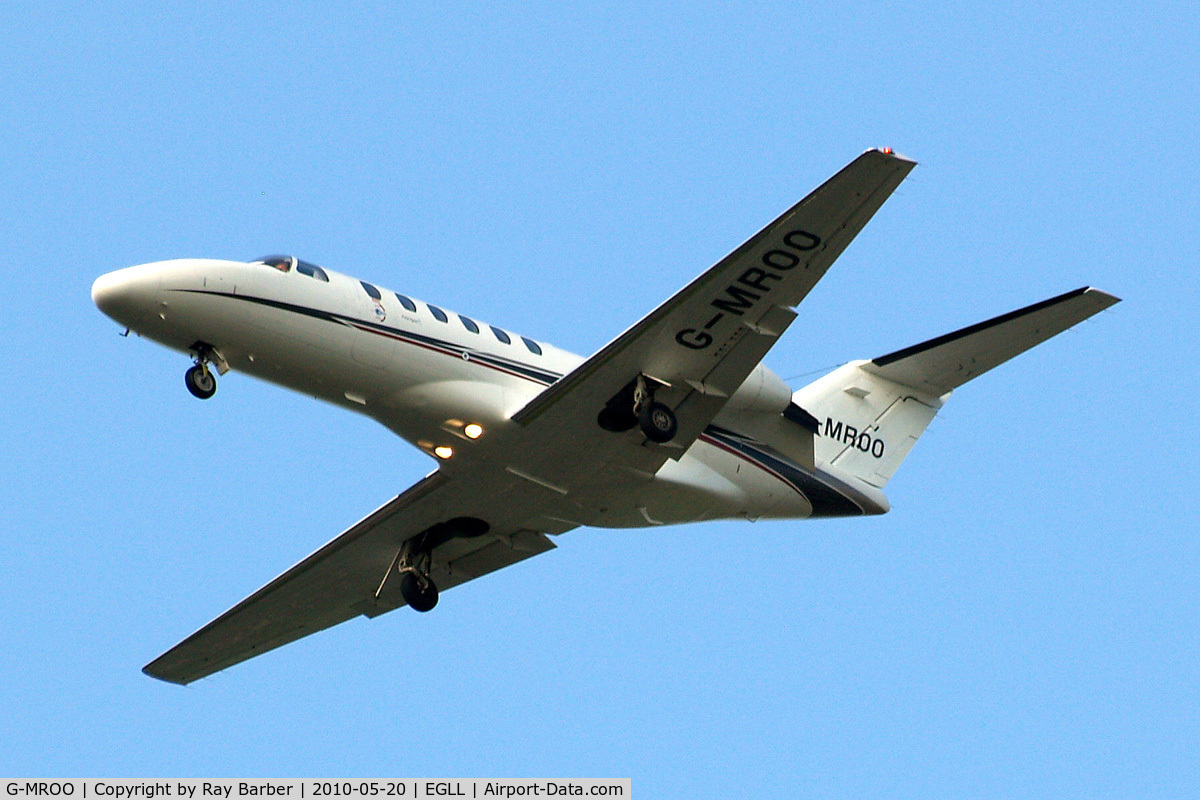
[792,362,944,488]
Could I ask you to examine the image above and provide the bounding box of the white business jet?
[93,150,1118,684]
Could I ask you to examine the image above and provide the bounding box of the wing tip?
[865,146,917,165]
[142,661,192,685]
[1080,286,1122,306]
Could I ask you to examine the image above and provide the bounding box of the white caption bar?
[1,781,629,800]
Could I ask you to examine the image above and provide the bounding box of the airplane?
[92,149,1119,685]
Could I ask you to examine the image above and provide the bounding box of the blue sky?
[2,2,1197,795]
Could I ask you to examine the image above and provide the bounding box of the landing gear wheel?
[639,401,677,443]
[400,571,439,612]
[185,364,216,399]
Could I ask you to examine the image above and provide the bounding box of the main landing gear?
[597,374,678,443]
[640,401,678,443]
[399,562,439,612]
[389,517,490,613]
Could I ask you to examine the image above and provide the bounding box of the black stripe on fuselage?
[700,425,865,517]
[172,289,563,386]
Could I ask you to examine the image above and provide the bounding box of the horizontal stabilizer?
[862,287,1120,394]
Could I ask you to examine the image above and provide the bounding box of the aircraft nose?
[91,265,161,327]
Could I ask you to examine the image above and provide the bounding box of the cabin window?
[459,315,480,334]
[428,304,448,323]
[395,293,417,312]
[522,336,542,356]
[360,281,382,301]
[296,260,329,282]
[490,326,511,345]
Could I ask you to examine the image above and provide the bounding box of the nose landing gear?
[185,363,216,399]
[184,343,227,399]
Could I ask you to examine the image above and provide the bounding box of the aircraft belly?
[686,439,813,521]
[553,446,812,530]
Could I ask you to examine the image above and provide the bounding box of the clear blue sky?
[2,2,1196,795]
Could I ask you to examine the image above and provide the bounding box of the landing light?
[464,423,484,439]
[434,446,454,460]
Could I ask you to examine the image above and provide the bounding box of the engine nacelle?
[724,363,793,414]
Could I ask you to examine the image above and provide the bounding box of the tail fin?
[792,287,1119,487]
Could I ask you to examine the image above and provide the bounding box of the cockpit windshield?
[254,255,329,282]
[258,254,293,272]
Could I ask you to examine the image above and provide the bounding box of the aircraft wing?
[508,149,915,471]
[143,470,565,684]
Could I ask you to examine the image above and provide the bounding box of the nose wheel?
[184,343,225,399]
[185,363,216,399]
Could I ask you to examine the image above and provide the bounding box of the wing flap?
[448,532,556,578]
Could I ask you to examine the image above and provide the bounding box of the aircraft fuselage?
[93,257,888,528]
